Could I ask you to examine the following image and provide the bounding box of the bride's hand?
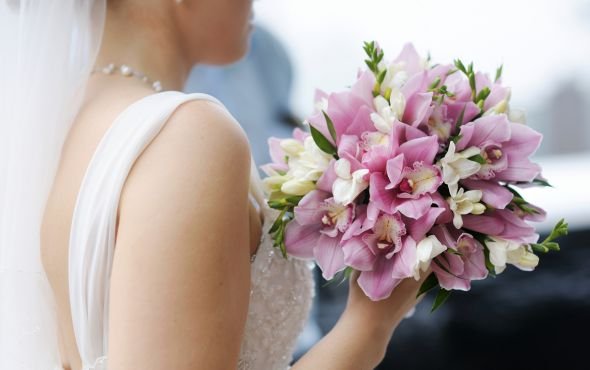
[343,270,429,340]
[292,270,430,370]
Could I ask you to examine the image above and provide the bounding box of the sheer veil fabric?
[0,1,106,369]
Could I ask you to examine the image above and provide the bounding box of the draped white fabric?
[0,1,105,369]
[68,92,221,369]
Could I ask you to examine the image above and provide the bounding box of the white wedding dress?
[65,91,315,370]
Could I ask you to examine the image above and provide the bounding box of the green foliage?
[417,273,439,298]
[363,41,384,75]
[432,288,452,312]
[530,219,568,253]
[268,209,293,258]
[309,124,338,158]
[468,154,487,165]
[323,111,338,143]
[495,64,504,82]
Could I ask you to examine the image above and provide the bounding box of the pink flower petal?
[462,214,505,236]
[394,43,425,76]
[461,179,513,209]
[502,122,542,158]
[391,237,417,279]
[461,115,511,149]
[314,234,346,280]
[403,92,433,127]
[406,207,445,241]
[398,135,439,166]
[342,236,377,271]
[495,209,539,244]
[385,154,405,189]
[294,190,331,225]
[357,258,402,301]
[285,221,322,259]
[495,157,541,183]
[433,253,471,291]
[268,137,287,165]
[396,194,433,219]
[293,127,309,142]
[370,173,396,214]
[346,105,377,137]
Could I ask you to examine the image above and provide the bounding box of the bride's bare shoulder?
[109,97,253,368]
[121,96,251,203]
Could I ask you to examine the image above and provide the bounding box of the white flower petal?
[334,159,352,179]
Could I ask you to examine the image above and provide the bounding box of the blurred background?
[186,0,590,368]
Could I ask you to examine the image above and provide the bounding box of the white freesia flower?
[447,183,486,229]
[278,136,333,196]
[370,94,405,134]
[279,139,304,157]
[332,158,369,205]
[413,235,447,280]
[379,61,409,93]
[486,238,539,274]
[439,141,482,185]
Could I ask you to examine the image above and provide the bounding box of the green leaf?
[454,59,467,74]
[469,72,477,100]
[482,244,497,277]
[377,68,387,84]
[431,288,451,312]
[533,178,552,187]
[476,87,491,103]
[268,211,285,234]
[323,111,338,143]
[417,273,439,298]
[468,154,487,164]
[309,124,337,157]
[495,64,504,82]
[428,77,441,90]
[531,243,549,253]
[450,134,463,145]
[542,218,568,244]
[451,105,467,140]
[504,185,523,199]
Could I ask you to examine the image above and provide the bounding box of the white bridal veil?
[0,0,105,368]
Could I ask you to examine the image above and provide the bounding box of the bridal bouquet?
[261,42,567,310]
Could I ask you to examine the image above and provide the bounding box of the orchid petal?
[342,237,377,271]
[314,234,346,280]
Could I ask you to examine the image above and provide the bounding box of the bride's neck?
[95,7,191,91]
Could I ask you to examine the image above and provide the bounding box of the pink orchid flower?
[463,209,539,245]
[456,114,543,183]
[430,225,488,291]
[284,190,355,280]
[307,70,377,146]
[369,124,443,219]
[340,206,444,300]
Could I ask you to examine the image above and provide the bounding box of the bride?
[0,1,426,369]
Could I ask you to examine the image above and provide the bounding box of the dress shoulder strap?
[68,91,224,369]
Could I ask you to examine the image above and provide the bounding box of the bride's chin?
[204,34,252,66]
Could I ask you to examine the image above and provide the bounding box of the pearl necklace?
[92,63,163,92]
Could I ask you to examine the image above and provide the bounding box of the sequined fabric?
[238,206,315,370]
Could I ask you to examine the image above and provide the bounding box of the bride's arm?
[106,100,252,370]
[292,273,427,370]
